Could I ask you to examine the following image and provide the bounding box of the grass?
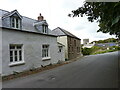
[92,49,118,55]
[81,46,120,55]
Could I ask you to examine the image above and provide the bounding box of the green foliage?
[82,46,120,55]
[109,46,120,50]
[82,46,102,55]
[93,49,116,55]
[92,46,120,55]
[91,46,101,51]
[69,2,120,38]
[93,50,109,55]
[115,46,120,50]
[91,38,118,44]
[82,47,92,55]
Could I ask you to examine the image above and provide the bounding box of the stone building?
[52,27,81,60]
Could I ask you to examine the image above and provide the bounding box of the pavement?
[2,51,119,88]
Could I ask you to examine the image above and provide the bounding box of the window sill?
[11,27,20,30]
[9,61,25,67]
[42,57,51,61]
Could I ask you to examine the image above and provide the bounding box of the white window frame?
[9,44,24,66]
[11,17,20,29]
[42,25,48,34]
[42,45,51,60]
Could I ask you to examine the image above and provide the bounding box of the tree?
[82,47,92,55]
[69,2,120,38]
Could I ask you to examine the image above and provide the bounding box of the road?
[3,51,119,88]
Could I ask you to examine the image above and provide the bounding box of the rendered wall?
[57,36,68,60]
[2,29,65,76]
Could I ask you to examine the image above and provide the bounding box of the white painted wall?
[0,10,2,27]
[57,44,65,62]
[2,29,65,76]
[82,43,95,48]
[0,28,2,75]
[0,10,2,88]
[57,36,68,60]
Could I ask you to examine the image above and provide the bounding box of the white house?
[0,9,65,76]
[82,42,95,48]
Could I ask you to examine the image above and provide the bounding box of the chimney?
[37,13,44,21]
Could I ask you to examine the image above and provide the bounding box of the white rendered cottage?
[0,9,65,76]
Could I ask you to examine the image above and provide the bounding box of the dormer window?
[11,17,21,29]
[42,25,48,34]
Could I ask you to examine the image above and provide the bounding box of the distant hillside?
[91,38,118,44]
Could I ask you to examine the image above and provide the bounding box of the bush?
[109,46,120,50]
[82,48,92,55]
[82,46,120,56]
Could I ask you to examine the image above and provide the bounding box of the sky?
[0,0,116,43]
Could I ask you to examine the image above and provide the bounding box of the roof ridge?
[58,27,68,35]
[59,27,78,37]
[0,9,10,13]
[52,27,60,31]
[52,27,81,39]
[2,9,22,18]
[1,9,38,22]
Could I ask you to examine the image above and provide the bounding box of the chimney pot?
[38,13,44,21]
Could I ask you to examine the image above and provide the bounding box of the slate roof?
[0,9,56,36]
[52,27,81,40]
[0,9,9,16]
[2,9,22,19]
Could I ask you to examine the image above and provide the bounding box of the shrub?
[82,48,92,55]
[109,46,120,50]
[115,46,120,50]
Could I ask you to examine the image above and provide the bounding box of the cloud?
[0,0,115,43]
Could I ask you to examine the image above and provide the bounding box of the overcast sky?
[1,0,116,43]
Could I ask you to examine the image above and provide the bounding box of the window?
[9,44,24,65]
[11,17,20,29]
[70,38,72,44]
[58,46,62,52]
[74,40,76,46]
[77,47,78,52]
[72,47,74,52]
[68,47,70,53]
[42,45,49,58]
[77,47,80,53]
[42,25,48,34]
